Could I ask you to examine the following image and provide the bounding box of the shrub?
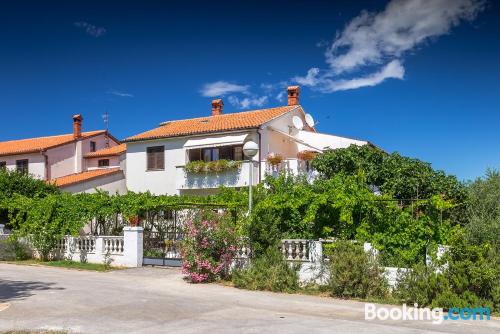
[394,263,450,306]
[180,209,239,283]
[8,193,86,260]
[232,246,299,292]
[395,227,499,312]
[0,237,32,261]
[326,241,388,299]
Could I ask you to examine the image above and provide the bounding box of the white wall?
[47,133,120,179]
[85,156,121,170]
[126,131,259,195]
[0,153,46,179]
[126,138,185,195]
[60,171,126,194]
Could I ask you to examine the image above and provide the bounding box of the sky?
[0,0,499,181]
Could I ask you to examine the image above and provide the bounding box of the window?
[98,159,110,167]
[16,159,28,174]
[0,161,6,170]
[188,145,244,162]
[234,146,243,161]
[147,146,165,170]
[202,148,219,162]
[90,141,96,152]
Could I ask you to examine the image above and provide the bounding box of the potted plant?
[297,150,317,161]
[266,153,284,166]
[128,215,140,227]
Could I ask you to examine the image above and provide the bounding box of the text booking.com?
[365,303,491,325]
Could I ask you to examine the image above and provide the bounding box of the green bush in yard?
[395,227,499,312]
[0,237,32,260]
[232,247,300,293]
[325,241,389,299]
[394,263,450,306]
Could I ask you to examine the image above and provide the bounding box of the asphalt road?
[0,263,498,334]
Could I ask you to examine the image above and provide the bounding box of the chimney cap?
[211,99,224,116]
[211,99,223,106]
[287,86,300,106]
[73,114,83,121]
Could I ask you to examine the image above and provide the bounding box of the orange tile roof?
[50,168,122,187]
[0,130,106,157]
[125,105,299,142]
[84,143,126,158]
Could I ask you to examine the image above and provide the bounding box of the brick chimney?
[73,114,83,138]
[287,86,300,106]
[211,99,223,116]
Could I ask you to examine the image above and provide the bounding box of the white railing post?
[123,226,143,267]
[309,240,323,263]
[95,236,104,255]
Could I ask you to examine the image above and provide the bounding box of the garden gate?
[142,209,184,267]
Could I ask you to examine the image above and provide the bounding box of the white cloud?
[275,91,286,102]
[200,81,249,97]
[326,0,485,74]
[74,21,106,37]
[108,89,134,97]
[323,60,405,92]
[293,68,320,87]
[228,95,268,109]
[293,0,485,92]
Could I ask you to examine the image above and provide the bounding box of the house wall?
[60,171,126,194]
[126,131,259,195]
[47,133,119,179]
[0,153,46,179]
[85,156,121,170]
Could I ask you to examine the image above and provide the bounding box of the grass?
[1,259,121,272]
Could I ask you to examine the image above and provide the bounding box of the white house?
[124,86,369,196]
[0,115,126,194]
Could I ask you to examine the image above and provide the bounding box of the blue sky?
[0,0,498,180]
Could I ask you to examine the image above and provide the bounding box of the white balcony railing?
[176,161,259,190]
[176,158,317,190]
[263,158,317,181]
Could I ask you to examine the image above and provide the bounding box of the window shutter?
[147,150,155,169]
[156,150,164,169]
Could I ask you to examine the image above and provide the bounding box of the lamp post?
[243,140,259,213]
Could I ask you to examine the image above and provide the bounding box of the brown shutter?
[156,149,164,169]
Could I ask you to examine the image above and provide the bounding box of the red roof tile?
[84,144,126,158]
[125,105,299,142]
[50,168,122,187]
[0,131,106,157]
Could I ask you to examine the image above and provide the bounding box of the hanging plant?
[185,160,242,174]
[266,153,284,166]
[297,150,318,161]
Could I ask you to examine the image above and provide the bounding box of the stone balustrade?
[53,227,143,267]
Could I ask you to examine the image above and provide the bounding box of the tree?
[8,193,87,260]
[0,169,59,228]
[311,145,467,219]
[465,169,500,250]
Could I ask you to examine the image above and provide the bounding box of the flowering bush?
[180,209,239,283]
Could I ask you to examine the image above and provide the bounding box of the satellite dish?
[292,116,304,130]
[305,113,315,128]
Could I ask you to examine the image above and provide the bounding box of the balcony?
[176,161,259,190]
[264,158,317,182]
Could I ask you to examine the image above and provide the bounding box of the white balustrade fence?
[53,227,143,267]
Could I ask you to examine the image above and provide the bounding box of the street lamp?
[243,140,259,213]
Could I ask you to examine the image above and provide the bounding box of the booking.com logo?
[365,303,491,325]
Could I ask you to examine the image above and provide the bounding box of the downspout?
[42,150,49,180]
[257,128,262,183]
